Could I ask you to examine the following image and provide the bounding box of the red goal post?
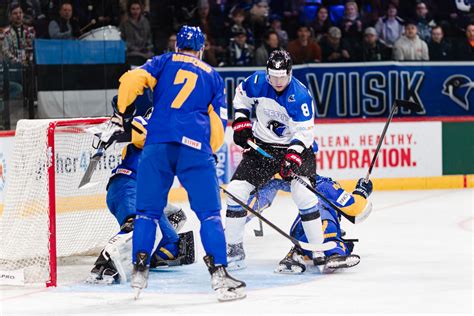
[0,118,123,287]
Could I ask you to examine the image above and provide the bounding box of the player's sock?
[204,255,246,302]
[225,204,247,269]
[274,246,306,274]
[132,214,162,266]
[299,207,325,264]
[199,210,227,265]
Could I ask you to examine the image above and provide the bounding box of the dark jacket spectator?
[320,26,351,63]
[428,26,453,61]
[227,27,254,66]
[414,1,436,43]
[374,2,404,47]
[311,6,332,42]
[456,24,474,61]
[48,2,81,39]
[269,15,288,48]
[120,0,153,66]
[254,30,280,66]
[287,25,321,64]
[2,4,35,65]
[360,27,391,61]
[339,1,363,45]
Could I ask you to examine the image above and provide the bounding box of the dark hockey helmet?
[266,49,292,92]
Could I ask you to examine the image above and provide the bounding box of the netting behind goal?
[0,118,122,286]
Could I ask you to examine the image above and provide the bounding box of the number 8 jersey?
[117,52,227,154]
[233,70,315,148]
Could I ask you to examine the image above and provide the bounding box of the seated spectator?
[254,30,280,66]
[339,1,363,46]
[428,26,453,61]
[287,25,321,64]
[48,2,81,39]
[119,0,153,66]
[203,37,218,67]
[393,21,429,61]
[311,6,332,43]
[456,24,474,61]
[375,2,404,47]
[360,27,392,61]
[228,8,254,46]
[2,4,35,66]
[269,15,288,48]
[319,26,351,63]
[162,33,176,54]
[414,1,436,43]
[227,27,254,66]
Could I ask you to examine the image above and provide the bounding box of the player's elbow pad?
[117,69,157,114]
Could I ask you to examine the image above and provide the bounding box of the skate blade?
[274,264,304,274]
[216,287,247,302]
[133,287,142,300]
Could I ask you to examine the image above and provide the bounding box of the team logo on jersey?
[267,120,288,137]
[442,75,474,111]
[288,94,295,102]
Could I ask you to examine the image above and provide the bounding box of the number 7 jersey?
[117,52,227,154]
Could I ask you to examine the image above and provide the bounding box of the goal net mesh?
[0,119,121,285]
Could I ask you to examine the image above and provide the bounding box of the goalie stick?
[222,187,337,252]
[364,99,423,182]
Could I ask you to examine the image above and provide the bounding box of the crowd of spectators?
[0,0,473,67]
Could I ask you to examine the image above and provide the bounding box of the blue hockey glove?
[353,178,373,199]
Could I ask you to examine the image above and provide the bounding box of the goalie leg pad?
[150,231,195,268]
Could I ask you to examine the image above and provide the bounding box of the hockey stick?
[253,188,264,237]
[246,140,359,224]
[364,99,423,182]
[222,187,337,252]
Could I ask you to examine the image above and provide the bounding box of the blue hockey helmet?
[176,25,205,52]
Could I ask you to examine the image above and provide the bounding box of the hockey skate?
[150,231,195,268]
[323,254,360,273]
[226,242,246,271]
[131,252,149,299]
[274,246,306,274]
[204,255,246,302]
[312,251,326,266]
[86,252,120,284]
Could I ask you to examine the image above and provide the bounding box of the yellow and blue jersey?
[117,52,227,154]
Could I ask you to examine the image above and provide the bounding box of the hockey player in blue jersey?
[225,50,327,270]
[86,94,194,285]
[247,175,373,273]
[115,25,245,301]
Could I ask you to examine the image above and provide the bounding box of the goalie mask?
[266,50,292,92]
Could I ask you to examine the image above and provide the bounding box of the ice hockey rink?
[1,188,472,315]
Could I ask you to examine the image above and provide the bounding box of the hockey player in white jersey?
[225,50,326,270]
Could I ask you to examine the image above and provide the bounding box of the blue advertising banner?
[217,62,474,118]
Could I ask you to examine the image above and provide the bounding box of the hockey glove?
[353,178,373,199]
[280,150,303,180]
[232,117,253,149]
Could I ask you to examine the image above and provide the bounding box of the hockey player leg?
[225,180,255,271]
[291,178,326,265]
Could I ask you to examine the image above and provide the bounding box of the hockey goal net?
[0,118,122,286]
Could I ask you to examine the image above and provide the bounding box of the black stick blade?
[395,99,423,113]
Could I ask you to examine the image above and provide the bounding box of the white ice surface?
[1,189,473,315]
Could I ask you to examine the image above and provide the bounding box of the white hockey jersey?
[233,70,315,149]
